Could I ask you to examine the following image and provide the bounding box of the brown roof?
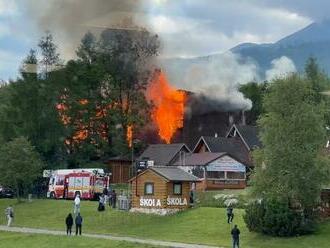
[150,166,200,182]
[173,152,227,166]
[129,166,200,182]
[193,136,252,166]
[138,143,190,165]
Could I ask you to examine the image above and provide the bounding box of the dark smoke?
[184,92,248,120]
[23,0,146,60]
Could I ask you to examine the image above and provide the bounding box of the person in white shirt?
[5,205,14,227]
[74,195,81,215]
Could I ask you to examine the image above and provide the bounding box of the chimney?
[228,114,234,126]
[241,110,246,126]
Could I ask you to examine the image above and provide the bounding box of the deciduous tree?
[0,137,44,200]
[253,74,329,209]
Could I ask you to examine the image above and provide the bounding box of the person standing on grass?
[108,189,113,207]
[5,205,14,227]
[111,190,117,209]
[103,187,109,205]
[231,224,240,248]
[98,194,105,211]
[75,213,83,236]
[74,194,81,215]
[65,213,73,235]
[227,206,234,223]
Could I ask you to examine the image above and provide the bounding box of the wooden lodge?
[173,152,247,190]
[129,166,199,214]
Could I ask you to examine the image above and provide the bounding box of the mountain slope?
[162,19,330,83]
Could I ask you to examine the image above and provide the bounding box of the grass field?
[0,231,157,248]
[0,199,330,248]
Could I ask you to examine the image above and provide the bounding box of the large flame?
[147,70,185,143]
[127,125,133,148]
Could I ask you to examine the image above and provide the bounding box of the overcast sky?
[0,0,329,80]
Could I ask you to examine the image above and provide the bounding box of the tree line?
[0,29,159,198]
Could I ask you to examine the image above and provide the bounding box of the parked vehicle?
[0,186,14,198]
[64,171,109,200]
[45,169,106,199]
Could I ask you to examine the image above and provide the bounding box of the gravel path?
[0,225,222,248]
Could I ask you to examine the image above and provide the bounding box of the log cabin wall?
[131,170,168,209]
[130,170,191,210]
[166,181,190,209]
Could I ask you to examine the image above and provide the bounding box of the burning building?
[143,71,252,148]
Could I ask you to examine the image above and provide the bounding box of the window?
[144,183,154,195]
[226,172,245,180]
[206,171,225,179]
[56,176,64,185]
[173,183,182,195]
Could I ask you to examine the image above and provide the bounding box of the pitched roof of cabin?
[193,136,251,166]
[226,124,261,150]
[173,152,227,166]
[150,166,200,182]
[128,166,200,182]
[138,143,191,165]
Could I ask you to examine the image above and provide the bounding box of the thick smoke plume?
[23,0,146,60]
[167,52,259,114]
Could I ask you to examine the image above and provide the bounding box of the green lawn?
[0,231,157,248]
[0,199,330,248]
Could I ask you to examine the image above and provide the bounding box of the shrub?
[244,198,317,236]
[243,200,265,233]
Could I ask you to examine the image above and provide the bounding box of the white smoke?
[265,56,296,81]
[168,52,259,111]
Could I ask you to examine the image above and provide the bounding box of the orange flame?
[127,125,133,148]
[147,70,185,143]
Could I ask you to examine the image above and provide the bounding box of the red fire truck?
[63,171,109,200]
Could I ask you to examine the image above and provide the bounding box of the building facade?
[129,166,199,215]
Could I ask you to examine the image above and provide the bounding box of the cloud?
[0,0,322,81]
[251,0,330,21]
[0,0,18,16]
[265,56,296,81]
[144,0,311,58]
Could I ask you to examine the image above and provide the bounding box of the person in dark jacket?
[111,190,117,209]
[231,224,240,248]
[227,206,234,223]
[65,213,73,235]
[103,187,109,204]
[75,213,83,235]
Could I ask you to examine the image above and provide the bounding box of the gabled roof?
[129,166,200,182]
[138,143,191,165]
[173,152,227,166]
[192,136,251,166]
[226,124,261,150]
[150,166,200,182]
